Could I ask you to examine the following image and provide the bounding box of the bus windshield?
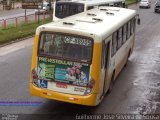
[55,2,84,18]
[38,32,93,63]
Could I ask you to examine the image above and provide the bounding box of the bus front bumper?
[30,83,97,106]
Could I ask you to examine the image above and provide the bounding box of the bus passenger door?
[102,40,111,97]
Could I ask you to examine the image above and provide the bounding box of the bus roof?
[56,0,125,6]
[37,6,136,41]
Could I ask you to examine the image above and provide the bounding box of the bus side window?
[117,27,123,49]
[77,4,84,12]
[126,23,128,41]
[122,24,127,43]
[131,18,135,34]
[127,21,131,39]
[70,4,77,15]
[111,32,118,57]
[56,4,63,16]
[64,4,70,17]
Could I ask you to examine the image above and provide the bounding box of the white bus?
[30,6,140,106]
[53,0,126,21]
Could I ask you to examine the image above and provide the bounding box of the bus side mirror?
[137,18,140,25]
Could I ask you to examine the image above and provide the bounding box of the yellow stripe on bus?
[90,43,102,93]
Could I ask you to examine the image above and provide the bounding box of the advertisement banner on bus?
[37,57,90,86]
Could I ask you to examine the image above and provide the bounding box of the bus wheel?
[108,72,115,93]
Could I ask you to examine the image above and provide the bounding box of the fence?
[0,13,52,29]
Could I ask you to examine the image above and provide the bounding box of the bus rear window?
[55,3,84,18]
[38,33,93,63]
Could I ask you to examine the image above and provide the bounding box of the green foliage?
[0,18,52,45]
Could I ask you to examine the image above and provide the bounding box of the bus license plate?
[56,82,67,89]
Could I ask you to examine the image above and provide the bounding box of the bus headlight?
[84,78,95,95]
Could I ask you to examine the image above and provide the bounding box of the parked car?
[35,2,50,14]
[155,1,160,13]
[139,0,151,8]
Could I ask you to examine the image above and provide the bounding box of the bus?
[53,0,126,21]
[30,6,140,106]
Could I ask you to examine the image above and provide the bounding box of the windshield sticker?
[38,57,90,86]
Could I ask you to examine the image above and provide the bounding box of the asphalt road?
[0,1,160,120]
[0,8,34,20]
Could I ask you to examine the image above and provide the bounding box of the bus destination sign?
[22,0,43,9]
